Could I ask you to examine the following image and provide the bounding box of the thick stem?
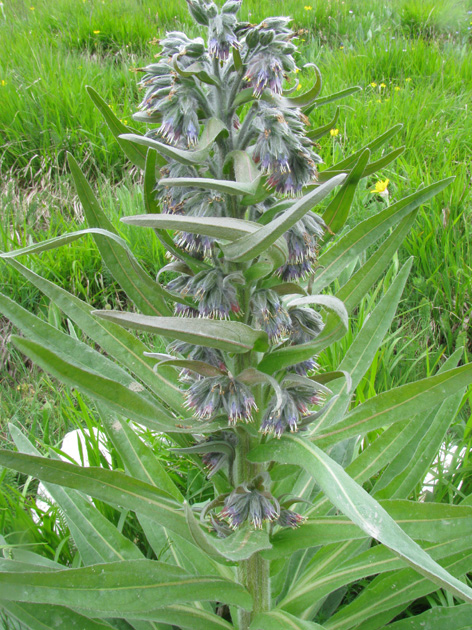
[238,553,271,629]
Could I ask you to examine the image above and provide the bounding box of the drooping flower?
[185,375,257,425]
[289,306,325,344]
[200,431,238,477]
[221,476,280,529]
[260,383,322,437]
[168,340,226,371]
[250,289,291,342]
[277,509,306,528]
[276,212,326,280]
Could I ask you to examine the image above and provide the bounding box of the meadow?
[1,0,472,623]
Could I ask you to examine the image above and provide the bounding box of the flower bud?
[245,28,260,49]
[260,30,275,46]
[222,0,241,15]
[186,0,211,26]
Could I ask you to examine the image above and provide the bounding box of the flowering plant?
[1,1,472,629]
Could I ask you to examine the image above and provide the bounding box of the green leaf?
[0,559,252,614]
[0,293,142,392]
[93,311,269,353]
[283,64,322,107]
[306,107,340,141]
[86,86,149,169]
[304,86,362,115]
[10,336,178,432]
[222,174,346,262]
[387,604,472,630]
[0,602,114,630]
[122,213,288,269]
[120,119,227,166]
[158,176,260,196]
[9,425,144,566]
[310,178,454,294]
[265,500,472,559]
[336,213,417,312]
[281,537,472,618]
[322,149,370,235]
[312,363,472,448]
[67,153,173,316]
[307,259,412,435]
[250,610,326,630]
[249,435,472,604]
[287,295,349,332]
[1,257,185,414]
[0,451,194,541]
[323,549,472,630]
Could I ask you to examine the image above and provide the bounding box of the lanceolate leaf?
[306,107,340,141]
[322,149,370,235]
[67,154,173,316]
[121,213,288,268]
[0,601,115,630]
[304,86,362,116]
[386,604,472,630]
[312,363,472,448]
[0,451,192,542]
[265,500,472,559]
[249,435,472,604]
[120,129,219,166]
[336,213,417,312]
[0,559,252,614]
[93,311,270,353]
[310,178,454,294]
[222,174,346,262]
[87,86,150,169]
[11,336,178,432]
[158,176,260,196]
[9,425,144,566]
[128,604,235,629]
[283,65,322,108]
[250,610,326,629]
[1,257,185,414]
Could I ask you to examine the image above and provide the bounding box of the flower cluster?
[138,32,207,146]
[167,269,243,318]
[185,374,257,425]
[277,212,326,280]
[221,476,279,529]
[252,103,322,195]
[250,289,291,342]
[244,17,297,97]
[200,431,238,477]
[261,383,322,437]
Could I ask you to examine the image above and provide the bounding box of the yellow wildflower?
[340,45,344,49]
[371,179,389,195]
[370,82,377,88]
[294,68,300,74]
[330,128,339,137]
[296,84,302,91]
[1,80,6,86]
[380,82,386,88]
[376,99,382,103]
[405,77,412,82]
[93,30,101,34]
[304,5,313,10]
[29,6,35,10]
[394,86,401,92]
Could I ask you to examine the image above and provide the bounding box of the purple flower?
[221,481,279,529]
[185,375,257,425]
[250,289,291,342]
[277,509,306,528]
[244,53,284,97]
